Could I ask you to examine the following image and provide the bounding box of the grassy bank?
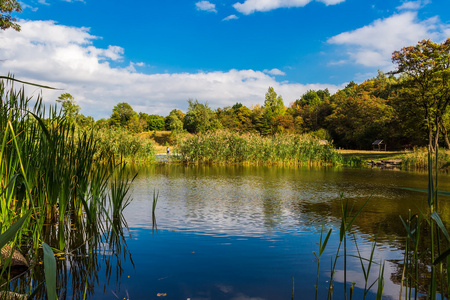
[339,148,450,169]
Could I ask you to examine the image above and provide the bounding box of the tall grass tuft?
[401,147,450,169]
[94,127,156,163]
[178,130,343,166]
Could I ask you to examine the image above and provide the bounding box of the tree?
[110,102,137,127]
[165,109,184,133]
[261,87,285,135]
[56,93,80,126]
[326,82,395,149]
[146,115,165,131]
[184,99,220,133]
[391,39,450,151]
[1,0,21,31]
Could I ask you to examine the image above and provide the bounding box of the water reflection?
[126,165,450,244]
[15,165,449,299]
[6,215,133,300]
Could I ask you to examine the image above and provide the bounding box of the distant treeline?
[62,39,450,151]
[64,72,443,150]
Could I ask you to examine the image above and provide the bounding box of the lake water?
[78,165,450,299]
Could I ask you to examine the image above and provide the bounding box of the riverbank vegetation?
[178,130,342,165]
[0,78,136,298]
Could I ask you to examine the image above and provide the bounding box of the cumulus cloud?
[397,0,430,11]
[222,14,239,21]
[233,0,344,15]
[327,12,449,67]
[263,68,286,76]
[0,20,341,118]
[195,1,217,13]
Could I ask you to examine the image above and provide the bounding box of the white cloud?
[0,20,341,119]
[263,68,286,76]
[397,0,430,11]
[233,0,344,15]
[327,12,449,67]
[195,1,217,13]
[20,3,39,11]
[222,14,239,21]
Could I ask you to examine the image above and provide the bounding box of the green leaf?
[43,242,57,300]
[0,76,59,90]
[319,228,332,257]
[0,211,30,250]
[431,212,450,242]
[29,112,52,144]
[433,248,450,265]
[399,215,416,244]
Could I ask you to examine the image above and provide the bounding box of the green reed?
[314,146,450,300]
[93,127,156,163]
[0,77,137,298]
[401,147,450,169]
[178,130,343,165]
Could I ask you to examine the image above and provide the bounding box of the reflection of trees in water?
[7,215,132,299]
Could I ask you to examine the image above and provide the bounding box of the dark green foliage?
[165,109,185,133]
[146,114,165,131]
[110,102,138,127]
[184,99,221,133]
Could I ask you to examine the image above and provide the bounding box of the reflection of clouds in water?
[332,237,403,300]
[215,284,266,300]
[124,170,342,238]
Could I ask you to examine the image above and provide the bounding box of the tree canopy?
[0,0,21,31]
[392,38,450,151]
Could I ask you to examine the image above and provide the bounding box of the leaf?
[0,211,30,250]
[0,76,59,90]
[431,212,450,242]
[29,112,52,144]
[433,248,450,265]
[319,229,332,257]
[399,215,416,244]
[43,242,58,300]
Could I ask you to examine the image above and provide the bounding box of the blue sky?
[1,0,449,118]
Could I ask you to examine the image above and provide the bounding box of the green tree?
[76,114,94,129]
[127,114,143,133]
[1,0,21,31]
[184,99,220,133]
[165,109,184,133]
[110,102,137,127]
[261,87,285,135]
[299,90,322,106]
[56,93,80,126]
[326,82,395,149]
[391,38,450,151]
[146,114,166,131]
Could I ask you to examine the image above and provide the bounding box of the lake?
[68,165,450,299]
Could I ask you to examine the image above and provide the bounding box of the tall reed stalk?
[0,77,137,298]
